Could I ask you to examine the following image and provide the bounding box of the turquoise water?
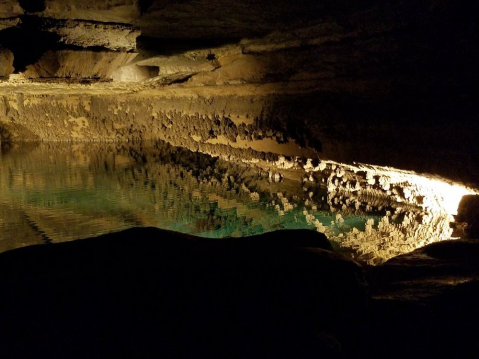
[0,141,380,254]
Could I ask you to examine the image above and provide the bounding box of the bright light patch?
[427,181,475,215]
[311,160,479,264]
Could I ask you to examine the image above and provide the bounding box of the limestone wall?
[0,79,478,188]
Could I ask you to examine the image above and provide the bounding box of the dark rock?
[363,239,479,358]
[223,229,335,251]
[18,0,46,13]
[0,46,14,77]
[456,195,479,239]
[0,227,367,359]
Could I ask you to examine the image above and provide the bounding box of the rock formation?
[1,0,479,357]
[0,0,477,185]
[364,238,479,358]
[0,227,368,359]
[2,227,479,358]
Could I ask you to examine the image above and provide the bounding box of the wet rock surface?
[0,80,477,187]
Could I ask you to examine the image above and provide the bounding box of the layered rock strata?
[0,11,139,80]
[0,0,477,184]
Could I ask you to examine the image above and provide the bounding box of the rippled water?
[0,141,385,255]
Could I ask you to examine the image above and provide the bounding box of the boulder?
[456,195,479,239]
[363,239,479,358]
[0,227,368,359]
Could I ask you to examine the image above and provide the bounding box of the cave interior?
[1,1,479,358]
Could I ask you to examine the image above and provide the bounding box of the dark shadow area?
[18,0,46,13]
[2,227,479,358]
[0,227,366,359]
[137,0,385,39]
[138,0,155,14]
[364,237,479,358]
[0,17,60,72]
[136,36,242,57]
[264,83,479,186]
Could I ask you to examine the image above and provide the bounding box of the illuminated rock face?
[0,1,22,17]
[0,6,139,79]
[319,161,474,264]
[0,0,478,261]
[37,18,140,52]
[23,50,138,79]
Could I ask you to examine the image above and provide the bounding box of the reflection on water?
[0,142,364,249]
[0,140,462,264]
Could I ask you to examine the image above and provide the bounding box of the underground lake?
[0,140,474,264]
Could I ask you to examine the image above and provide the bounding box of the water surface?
[0,141,381,255]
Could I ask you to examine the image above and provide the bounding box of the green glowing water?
[0,141,380,254]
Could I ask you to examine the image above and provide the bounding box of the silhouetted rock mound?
[456,195,479,239]
[0,227,367,359]
[365,239,479,359]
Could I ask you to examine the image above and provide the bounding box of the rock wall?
[0,8,140,79]
[0,1,477,186]
[1,79,478,188]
